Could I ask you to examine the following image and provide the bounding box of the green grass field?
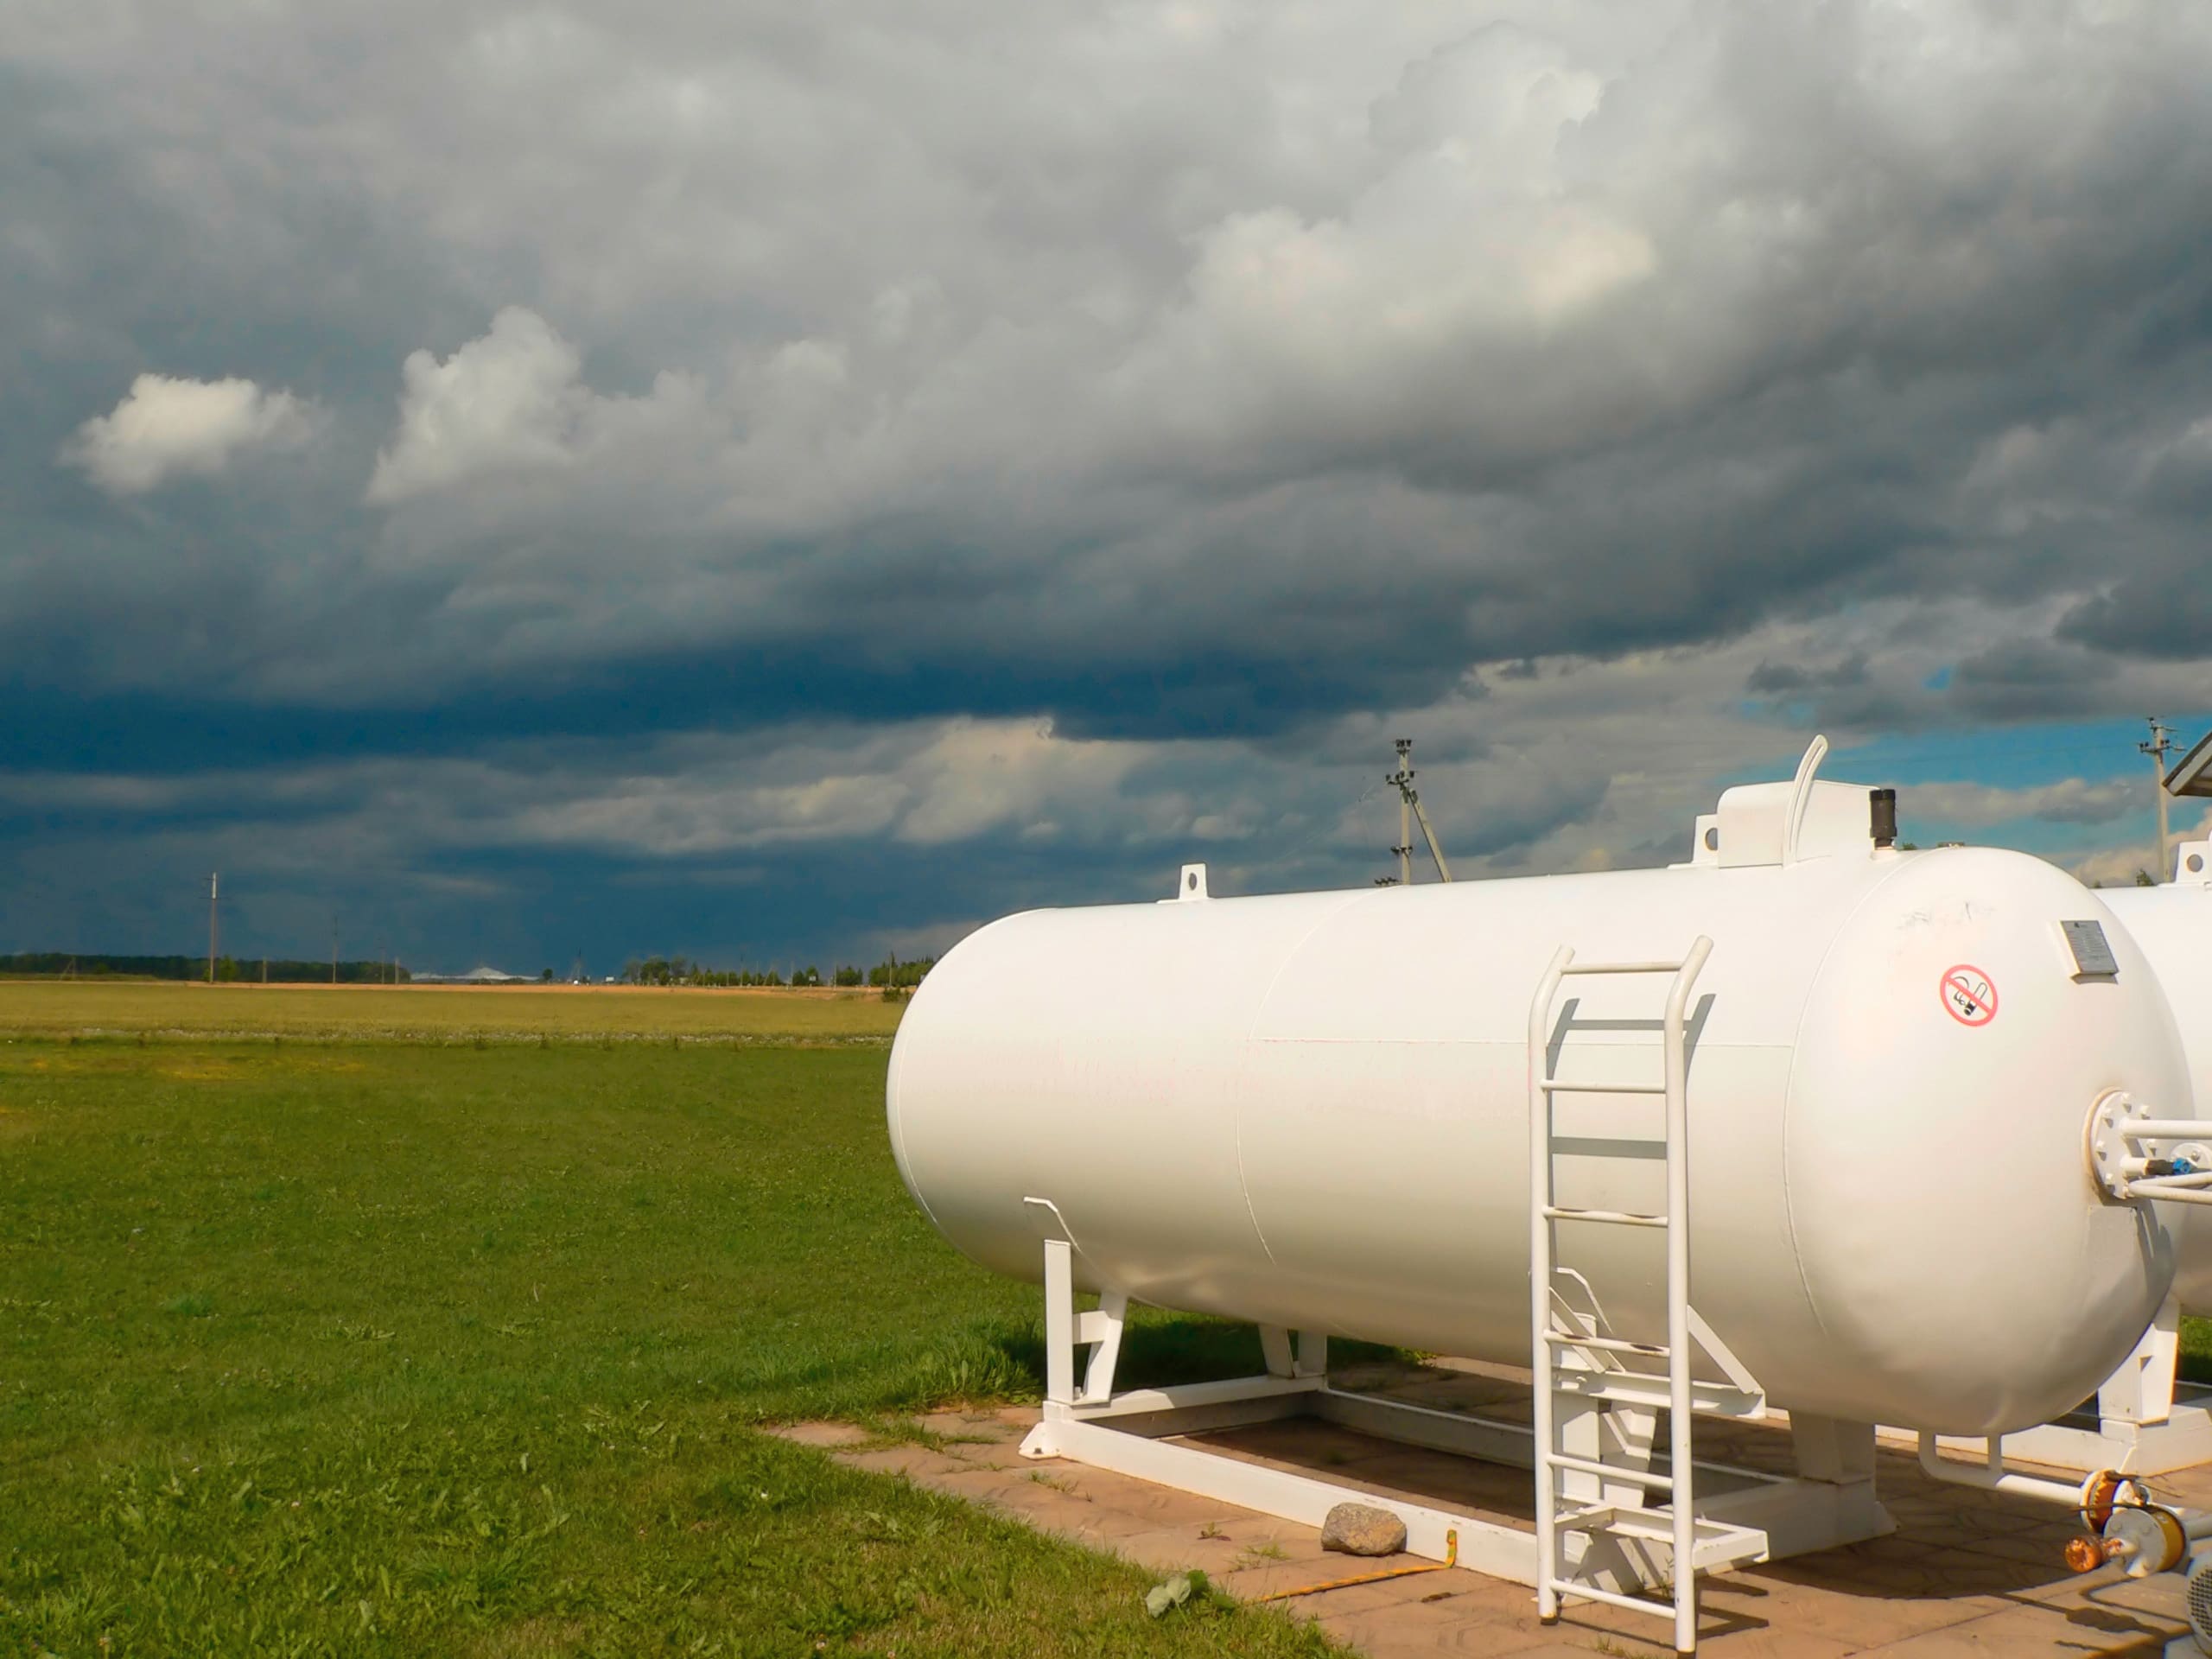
[16,985,2207,1656]
[0,1027,1338,1656]
[0,981,906,1043]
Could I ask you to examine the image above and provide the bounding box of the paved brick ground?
[771,1361,2208,1657]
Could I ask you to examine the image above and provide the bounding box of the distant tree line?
[623,956,818,987]
[0,953,408,983]
[866,953,933,988]
[620,953,936,989]
[3,948,933,990]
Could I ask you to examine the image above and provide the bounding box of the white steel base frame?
[1015,1230,1893,1629]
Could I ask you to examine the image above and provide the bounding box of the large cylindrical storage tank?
[890,830,2190,1437]
[2102,852,2212,1307]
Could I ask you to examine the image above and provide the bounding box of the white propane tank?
[888,774,2192,1437]
[2102,841,2212,1307]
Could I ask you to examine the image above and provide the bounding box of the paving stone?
[1075,1473,1239,1528]
[915,1408,1022,1444]
[1219,1554,1369,1602]
[765,1420,868,1448]
[833,1443,975,1481]
[1698,1566,2008,1651]
[1316,1597,1586,1656]
[1847,1596,2183,1655]
[903,1465,1044,1513]
[1106,1522,1251,1576]
[1265,1562,1481,1618]
[2009,1560,2191,1614]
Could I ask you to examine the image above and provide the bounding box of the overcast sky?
[6,0,2211,974]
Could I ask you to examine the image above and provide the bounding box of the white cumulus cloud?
[63,373,314,494]
[365,306,704,505]
[1909,777,2139,830]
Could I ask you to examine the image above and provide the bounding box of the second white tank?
[2103,843,2212,1308]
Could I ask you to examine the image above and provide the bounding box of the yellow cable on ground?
[1254,1529,1459,1603]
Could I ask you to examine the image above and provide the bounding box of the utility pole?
[2143,717,2177,882]
[1389,740,1414,886]
[331,920,338,985]
[207,873,219,982]
[1387,739,1453,883]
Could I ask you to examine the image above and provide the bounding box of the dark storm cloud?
[1745,655,1868,698]
[2064,584,2212,662]
[7,2,2212,963]
[1950,637,2121,721]
[2056,403,2212,660]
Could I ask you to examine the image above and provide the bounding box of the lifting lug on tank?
[2084,1090,2212,1205]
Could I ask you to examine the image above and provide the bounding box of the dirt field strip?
[0,979,905,1041]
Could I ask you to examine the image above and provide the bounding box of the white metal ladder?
[1528,936,1761,1658]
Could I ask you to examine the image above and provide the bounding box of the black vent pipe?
[1870,788,1898,849]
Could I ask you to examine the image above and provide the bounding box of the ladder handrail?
[1528,944,1573,1633]
[1662,935,1713,1656]
[1529,936,1714,1656]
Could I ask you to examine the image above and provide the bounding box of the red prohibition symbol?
[1939,964,1999,1027]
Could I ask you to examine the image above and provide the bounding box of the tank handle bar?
[1781,734,1831,865]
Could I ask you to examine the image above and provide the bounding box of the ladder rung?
[1562,1504,1674,1539]
[1556,1516,1769,1580]
[1555,1503,1624,1532]
[1542,1451,1675,1490]
[1544,1577,1675,1618]
[1553,1370,1766,1417]
[1542,1329,1667,1357]
[1543,1205,1669,1228]
[1541,1080,1666,1095]
[1555,961,1686,977]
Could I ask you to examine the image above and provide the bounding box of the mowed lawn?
[0,980,906,1043]
[0,1039,1338,1657]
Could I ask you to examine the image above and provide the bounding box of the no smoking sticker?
[1940,964,1999,1027]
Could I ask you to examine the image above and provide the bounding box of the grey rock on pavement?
[1319,1502,1407,1557]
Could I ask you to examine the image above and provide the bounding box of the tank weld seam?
[883,1038,946,1237]
[1239,890,1380,1045]
[1778,855,1920,1346]
[1236,891,1374,1270]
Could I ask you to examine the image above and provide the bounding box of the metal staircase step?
[1541,1327,1666,1357]
[1552,1367,1767,1419]
[1554,1505,1770,1573]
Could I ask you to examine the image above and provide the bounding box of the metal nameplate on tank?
[2062,918,2120,978]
